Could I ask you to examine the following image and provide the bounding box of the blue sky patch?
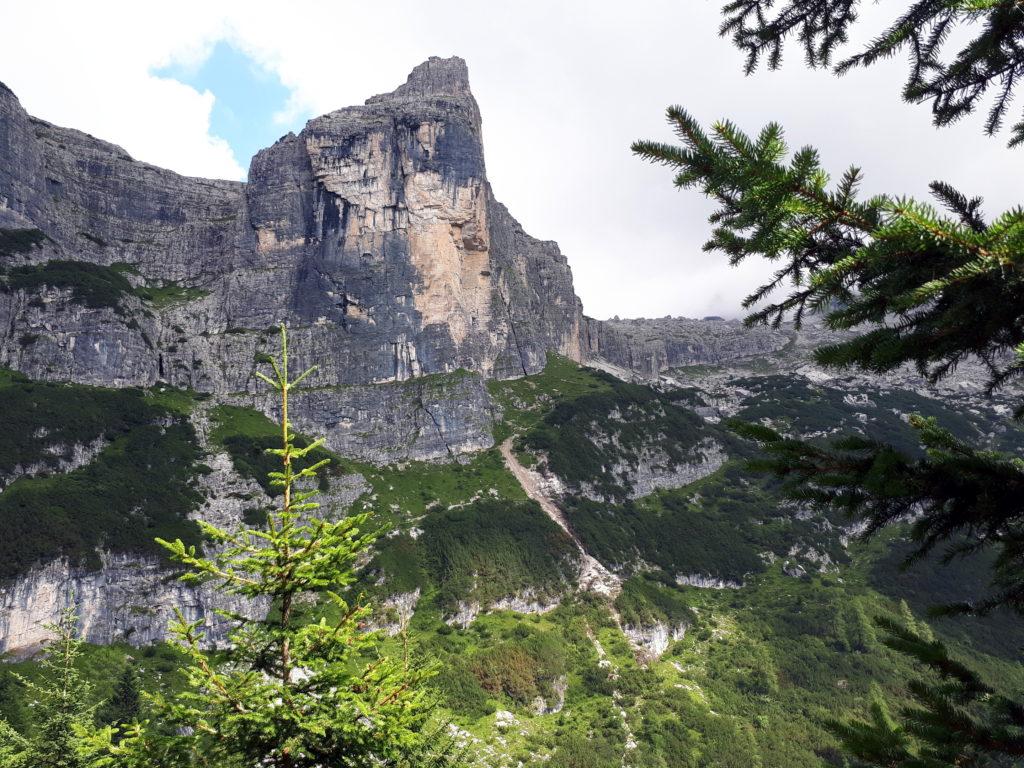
[154,41,306,174]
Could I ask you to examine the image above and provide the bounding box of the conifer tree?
[0,609,98,768]
[846,604,876,654]
[0,721,29,768]
[102,325,445,768]
[95,664,141,733]
[634,107,1024,611]
[827,620,1024,765]
[636,6,1024,764]
[635,106,1024,768]
[719,0,1024,146]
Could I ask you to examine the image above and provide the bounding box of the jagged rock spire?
[369,56,472,102]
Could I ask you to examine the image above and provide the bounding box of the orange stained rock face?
[405,168,492,346]
[305,124,495,348]
[256,227,305,252]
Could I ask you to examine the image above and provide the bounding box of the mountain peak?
[366,56,472,104]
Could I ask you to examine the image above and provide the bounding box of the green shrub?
[870,534,1024,660]
[566,466,772,582]
[734,375,1024,455]
[469,630,567,705]
[420,499,577,611]
[0,370,156,475]
[523,372,711,500]
[0,373,204,580]
[208,405,341,495]
[432,661,493,719]
[0,228,47,256]
[471,645,540,703]
[548,731,622,768]
[0,420,204,581]
[133,281,209,309]
[5,260,134,315]
[364,534,427,595]
[615,575,695,629]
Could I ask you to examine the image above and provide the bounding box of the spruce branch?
[719,0,1024,145]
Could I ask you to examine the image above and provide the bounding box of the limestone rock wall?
[240,370,495,462]
[582,316,789,377]
[0,552,258,655]
[0,57,584,462]
[0,55,806,658]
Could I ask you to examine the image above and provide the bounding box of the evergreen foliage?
[636,14,1024,761]
[0,610,99,768]
[564,463,799,582]
[131,280,209,309]
[718,0,1024,146]
[208,404,340,496]
[4,261,135,316]
[99,326,447,768]
[827,618,1024,766]
[730,415,1024,616]
[614,575,696,629]
[419,499,578,612]
[0,227,47,256]
[95,665,142,732]
[521,373,710,500]
[633,109,1024,611]
[469,631,567,705]
[870,535,1024,660]
[0,374,204,581]
[732,374,1024,455]
[359,496,580,613]
[0,370,153,476]
[1,260,208,316]
[633,113,1024,393]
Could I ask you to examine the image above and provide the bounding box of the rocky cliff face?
[0,57,582,461]
[0,552,256,656]
[582,316,790,378]
[7,56,966,662]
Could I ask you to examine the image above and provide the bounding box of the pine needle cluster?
[637,13,1024,763]
[827,619,1024,766]
[719,0,1024,146]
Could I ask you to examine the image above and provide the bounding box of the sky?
[2,1,1021,321]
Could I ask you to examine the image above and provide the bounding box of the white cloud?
[0,2,243,179]
[2,0,1021,319]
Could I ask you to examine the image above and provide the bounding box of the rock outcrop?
[240,369,495,462]
[623,620,688,662]
[0,552,256,656]
[581,438,728,502]
[0,58,598,654]
[582,316,789,378]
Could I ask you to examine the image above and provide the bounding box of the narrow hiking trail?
[499,438,621,597]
